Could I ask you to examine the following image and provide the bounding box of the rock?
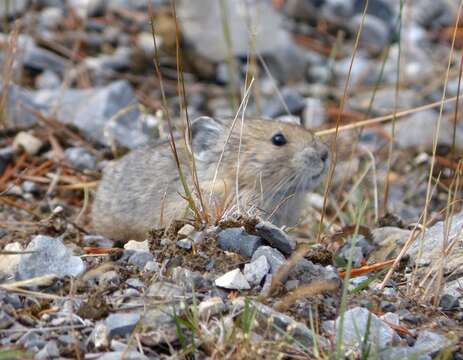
[68,0,107,17]
[17,331,46,351]
[339,244,364,268]
[91,322,110,350]
[64,147,97,171]
[198,297,226,319]
[251,246,286,274]
[380,301,396,313]
[262,88,306,118]
[289,259,340,285]
[36,340,59,360]
[370,227,411,262]
[21,181,39,195]
[178,0,311,82]
[0,242,23,278]
[302,97,327,128]
[33,80,150,149]
[16,35,66,74]
[349,14,390,55]
[17,235,85,280]
[215,269,251,290]
[178,224,195,237]
[0,0,28,17]
[127,252,154,269]
[38,7,63,30]
[35,70,61,90]
[124,240,149,253]
[176,239,192,250]
[0,146,15,175]
[335,307,397,350]
[413,330,452,356]
[13,132,43,155]
[439,293,460,310]
[249,300,328,347]
[105,312,141,337]
[407,211,463,272]
[99,271,121,287]
[0,310,14,329]
[97,351,149,360]
[83,235,114,248]
[243,255,270,286]
[380,312,400,326]
[255,221,295,255]
[217,228,264,258]
[147,281,185,299]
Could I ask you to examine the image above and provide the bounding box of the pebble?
[439,294,460,310]
[13,132,43,155]
[105,312,141,337]
[335,307,397,350]
[215,269,251,290]
[64,147,97,171]
[251,246,286,274]
[263,88,306,118]
[243,255,270,286]
[0,310,14,329]
[99,271,121,287]
[17,235,85,280]
[0,242,23,278]
[35,69,61,89]
[127,252,154,269]
[255,221,295,255]
[217,228,264,258]
[36,340,60,359]
[413,330,452,356]
[124,240,149,253]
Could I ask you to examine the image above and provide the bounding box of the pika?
[92,117,329,241]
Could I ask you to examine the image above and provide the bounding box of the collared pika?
[92,116,329,240]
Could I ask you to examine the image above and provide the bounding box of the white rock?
[215,269,250,290]
[124,240,150,253]
[0,242,23,278]
[13,132,43,155]
[243,255,270,286]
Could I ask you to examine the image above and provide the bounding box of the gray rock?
[217,228,264,258]
[147,281,185,299]
[439,294,460,310]
[90,322,109,350]
[21,180,39,195]
[127,251,154,269]
[33,80,150,149]
[35,70,61,90]
[243,255,270,286]
[171,267,211,291]
[250,301,328,348]
[0,146,15,175]
[289,259,340,285]
[255,221,295,255]
[262,88,305,118]
[413,330,452,356]
[38,7,63,30]
[349,14,390,54]
[97,351,149,360]
[215,269,250,290]
[105,312,141,337]
[251,246,286,274]
[16,35,66,74]
[126,278,144,290]
[407,211,463,272]
[36,340,59,359]
[17,331,46,351]
[302,97,327,128]
[17,235,85,280]
[176,238,193,250]
[198,297,226,319]
[83,235,114,248]
[64,147,97,171]
[99,271,121,287]
[0,0,28,17]
[335,307,397,350]
[0,310,14,329]
[339,245,364,268]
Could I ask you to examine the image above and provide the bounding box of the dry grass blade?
[0,274,57,290]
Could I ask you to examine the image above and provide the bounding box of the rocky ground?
[1,0,463,359]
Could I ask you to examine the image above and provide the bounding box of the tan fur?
[92,117,329,240]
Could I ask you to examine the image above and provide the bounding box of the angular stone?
[215,269,250,290]
[13,132,43,155]
[255,221,295,255]
[105,312,141,337]
[218,228,264,258]
[251,246,285,274]
[18,235,85,280]
[243,255,270,286]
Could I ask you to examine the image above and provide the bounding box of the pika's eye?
[271,133,287,146]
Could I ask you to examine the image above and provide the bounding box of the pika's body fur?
[92,117,329,240]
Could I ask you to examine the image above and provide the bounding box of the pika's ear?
[190,116,223,160]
